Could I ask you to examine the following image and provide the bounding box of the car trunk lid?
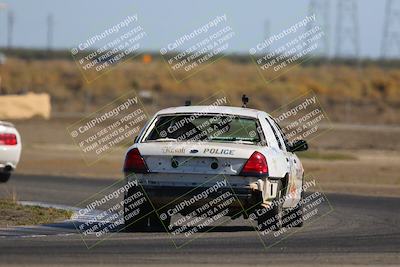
[136,142,257,175]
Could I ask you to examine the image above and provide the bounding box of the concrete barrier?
[0,93,51,119]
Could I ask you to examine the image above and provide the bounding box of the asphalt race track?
[0,174,399,266]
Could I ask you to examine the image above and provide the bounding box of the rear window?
[144,114,261,144]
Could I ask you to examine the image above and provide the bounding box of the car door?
[258,115,289,179]
[270,117,304,185]
[266,116,302,207]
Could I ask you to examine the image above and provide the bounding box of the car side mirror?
[290,140,308,152]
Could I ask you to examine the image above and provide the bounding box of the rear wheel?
[123,187,152,232]
[123,188,171,232]
[283,190,304,228]
[148,211,171,232]
[283,177,304,228]
[0,172,11,183]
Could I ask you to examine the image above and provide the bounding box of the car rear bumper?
[0,146,21,171]
[138,184,262,213]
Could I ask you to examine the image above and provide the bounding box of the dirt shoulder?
[0,199,72,227]
[301,149,400,197]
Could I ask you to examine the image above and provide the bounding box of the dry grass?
[0,199,72,227]
[298,151,358,161]
[1,58,400,123]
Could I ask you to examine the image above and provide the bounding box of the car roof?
[155,105,268,118]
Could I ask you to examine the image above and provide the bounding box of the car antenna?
[241,94,249,108]
[185,100,191,106]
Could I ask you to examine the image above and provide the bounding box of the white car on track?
[123,103,308,232]
[0,121,21,182]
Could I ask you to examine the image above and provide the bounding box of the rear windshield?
[144,114,261,144]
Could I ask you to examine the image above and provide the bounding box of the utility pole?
[47,13,54,51]
[264,20,270,53]
[335,0,360,59]
[0,3,8,94]
[0,3,7,48]
[7,10,14,49]
[264,20,270,42]
[381,0,400,59]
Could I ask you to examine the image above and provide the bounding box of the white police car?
[123,102,307,232]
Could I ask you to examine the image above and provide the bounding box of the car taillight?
[123,148,149,173]
[0,133,17,145]
[240,151,268,176]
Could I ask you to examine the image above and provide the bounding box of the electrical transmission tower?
[381,0,400,59]
[335,0,360,59]
[306,0,330,57]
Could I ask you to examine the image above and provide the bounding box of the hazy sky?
[0,0,387,58]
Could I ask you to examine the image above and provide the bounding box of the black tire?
[0,172,11,183]
[148,211,171,232]
[123,187,152,232]
[256,181,283,232]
